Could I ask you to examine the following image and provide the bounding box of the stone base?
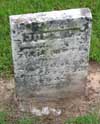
[16,71,87,100]
[16,76,87,116]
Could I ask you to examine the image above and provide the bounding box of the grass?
[0,111,100,124]
[0,111,40,124]
[65,113,100,124]
[0,0,100,76]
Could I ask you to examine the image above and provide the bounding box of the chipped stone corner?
[80,8,92,19]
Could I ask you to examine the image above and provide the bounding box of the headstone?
[10,8,92,99]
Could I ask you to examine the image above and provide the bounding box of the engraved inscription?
[23,33,43,42]
[22,29,79,42]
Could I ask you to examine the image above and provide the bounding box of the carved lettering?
[23,33,44,42]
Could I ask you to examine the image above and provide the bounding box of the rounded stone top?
[10,8,92,24]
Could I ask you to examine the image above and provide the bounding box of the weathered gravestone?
[10,8,92,100]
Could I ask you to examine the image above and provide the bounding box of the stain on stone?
[13,30,16,34]
[80,22,89,32]
[84,48,88,51]
[26,64,36,71]
[32,22,39,33]
[30,51,35,55]
[49,20,55,25]
[26,23,31,29]
[20,74,24,78]
[85,17,92,22]
[40,33,44,39]
[64,42,69,46]
[81,8,90,17]
[41,49,46,55]
[20,23,25,30]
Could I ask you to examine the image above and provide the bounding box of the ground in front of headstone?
[0,61,100,124]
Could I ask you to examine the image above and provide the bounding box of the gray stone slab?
[10,8,92,99]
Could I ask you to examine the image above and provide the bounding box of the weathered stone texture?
[10,8,92,99]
